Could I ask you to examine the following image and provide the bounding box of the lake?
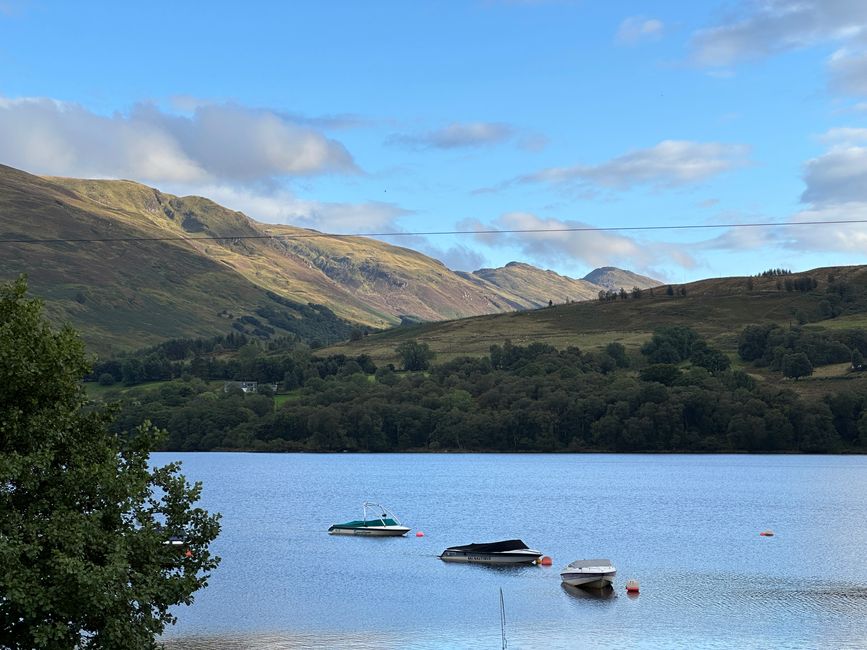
[158,453,867,649]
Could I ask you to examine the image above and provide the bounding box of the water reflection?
[561,583,616,600]
[155,453,867,649]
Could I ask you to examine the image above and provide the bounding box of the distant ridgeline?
[96,325,867,454]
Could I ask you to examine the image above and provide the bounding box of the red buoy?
[539,556,553,566]
[416,531,425,537]
[760,530,775,537]
[626,579,640,594]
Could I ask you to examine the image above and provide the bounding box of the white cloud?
[828,47,867,97]
[698,208,867,254]
[511,140,749,192]
[0,96,357,185]
[389,121,517,150]
[689,1,867,96]
[423,243,488,271]
[802,131,867,205]
[458,212,697,273]
[615,16,664,46]
[690,0,867,67]
[187,184,411,234]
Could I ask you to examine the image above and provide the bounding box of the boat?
[439,539,542,564]
[327,501,411,536]
[560,559,617,588]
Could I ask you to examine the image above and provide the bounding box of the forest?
[96,325,867,454]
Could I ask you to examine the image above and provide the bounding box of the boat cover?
[444,539,530,553]
[331,518,400,528]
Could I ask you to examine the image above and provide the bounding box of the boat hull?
[328,525,410,537]
[439,550,542,565]
[560,571,616,588]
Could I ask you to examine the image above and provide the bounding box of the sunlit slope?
[0,167,352,352]
[1,164,661,353]
[471,261,601,304]
[325,265,867,364]
[583,266,663,291]
[45,175,580,326]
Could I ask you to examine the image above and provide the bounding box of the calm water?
[158,453,867,649]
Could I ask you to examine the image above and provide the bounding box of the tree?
[0,277,221,648]
[782,352,813,380]
[395,340,435,371]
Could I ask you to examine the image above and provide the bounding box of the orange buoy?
[539,555,553,566]
[416,531,425,537]
[760,530,775,537]
[625,579,640,594]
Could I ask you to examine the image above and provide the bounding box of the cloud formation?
[802,128,867,205]
[388,121,543,151]
[828,48,867,97]
[689,0,867,97]
[615,16,664,45]
[509,140,749,192]
[690,0,867,67]
[192,184,411,234]
[458,212,696,274]
[0,96,357,185]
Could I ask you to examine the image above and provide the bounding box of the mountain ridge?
[0,163,660,352]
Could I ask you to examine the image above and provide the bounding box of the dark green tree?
[782,352,813,380]
[395,340,435,371]
[0,278,221,649]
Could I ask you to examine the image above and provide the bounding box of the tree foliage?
[0,277,221,649]
[395,340,435,371]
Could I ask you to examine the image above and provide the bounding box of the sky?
[1,0,867,282]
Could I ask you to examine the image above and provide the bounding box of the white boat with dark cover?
[328,502,410,537]
[439,539,542,564]
[560,559,617,588]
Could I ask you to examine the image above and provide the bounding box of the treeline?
[738,324,866,377]
[104,327,867,454]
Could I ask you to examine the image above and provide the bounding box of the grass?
[324,267,867,366]
[273,392,301,408]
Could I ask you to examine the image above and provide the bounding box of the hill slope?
[0,164,658,352]
[470,262,602,305]
[583,266,663,291]
[325,266,867,370]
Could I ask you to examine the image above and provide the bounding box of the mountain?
[0,164,658,353]
[582,266,663,292]
[469,262,602,305]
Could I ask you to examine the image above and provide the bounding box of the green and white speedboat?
[328,501,411,537]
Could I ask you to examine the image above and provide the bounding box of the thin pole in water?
[499,587,507,649]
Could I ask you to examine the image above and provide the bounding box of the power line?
[1,218,867,245]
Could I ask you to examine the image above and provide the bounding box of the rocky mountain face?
[0,164,659,352]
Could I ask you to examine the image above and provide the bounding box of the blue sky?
[1,0,867,282]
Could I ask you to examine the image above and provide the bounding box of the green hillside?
[0,164,657,354]
[325,265,867,373]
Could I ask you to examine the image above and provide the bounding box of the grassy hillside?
[324,265,867,369]
[0,164,657,353]
[0,167,355,353]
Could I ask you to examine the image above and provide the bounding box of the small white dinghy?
[328,501,411,537]
[560,559,617,588]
